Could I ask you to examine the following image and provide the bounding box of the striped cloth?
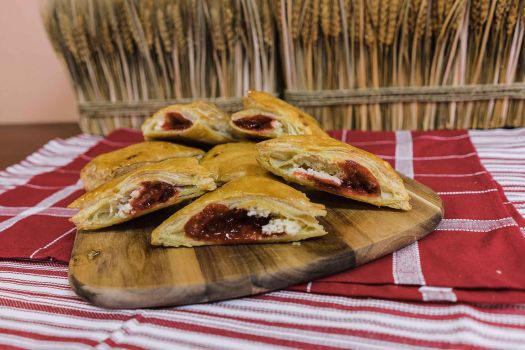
[0,129,523,349]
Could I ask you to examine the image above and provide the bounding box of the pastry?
[200,142,269,185]
[230,90,328,139]
[141,101,235,144]
[80,141,205,191]
[151,176,327,247]
[256,135,411,210]
[69,158,216,230]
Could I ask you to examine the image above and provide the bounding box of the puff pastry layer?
[200,143,269,185]
[141,101,235,144]
[151,176,327,247]
[81,141,205,191]
[256,136,411,210]
[230,91,327,139]
[69,158,216,230]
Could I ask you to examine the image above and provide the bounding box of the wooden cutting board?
[69,175,443,309]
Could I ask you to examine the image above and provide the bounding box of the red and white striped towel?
[0,128,524,349]
[0,260,525,349]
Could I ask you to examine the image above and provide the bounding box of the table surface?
[0,123,81,169]
[0,127,523,348]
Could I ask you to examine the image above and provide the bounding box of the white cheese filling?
[246,207,271,218]
[115,189,142,217]
[246,207,302,236]
[291,167,342,186]
[116,202,132,217]
[262,218,301,236]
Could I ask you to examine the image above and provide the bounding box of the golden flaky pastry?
[256,136,411,210]
[141,101,235,144]
[80,141,205,191]
[230,91,328,139]
[151,176,327,247]
[200,143,269,185]
[69,158,216,230]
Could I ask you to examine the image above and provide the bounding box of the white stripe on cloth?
[0,272,68,286]
[413,134,471,141]
[435,218,518,232]
[105,326,295,350]
[29,227,77,259]
[0,180,82,233]
[418,286,458,302]
[348,134,471,146]
[341,129,348,143]
[0,281,74,297]
[394,131,414,178]
[393,131,426,286]
[0,334,89,350]
[476,152,525,159]
[381,152,477,161]
[415,171,487,177]
[0,316,109,342]
[392,241,426,286]
[306,282,312,293]
[436,189,499,195]
[0,206,77,218]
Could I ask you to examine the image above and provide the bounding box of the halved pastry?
[69,158,216,230]
[200,143,269,185]
[141,101,235,144]
[256,136,411,210]
[81,141,205,191]
[230,90,328,139]
[151,176,327,247]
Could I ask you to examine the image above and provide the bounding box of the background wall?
[0,0,79,124]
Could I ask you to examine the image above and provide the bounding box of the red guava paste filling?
[129,181,178,211]
[233,115,274,131]
[161,112,193,130]
[184,203,284,242]
[296,161,380,196]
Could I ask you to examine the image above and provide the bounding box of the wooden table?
[0,123,81,169]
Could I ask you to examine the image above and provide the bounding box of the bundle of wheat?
[43,0,277,134]
[44,0,524,133]
[276,0,525,131]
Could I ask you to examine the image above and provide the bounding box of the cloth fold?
[0,128,523,303]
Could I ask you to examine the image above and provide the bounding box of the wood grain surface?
[69,175,443,309]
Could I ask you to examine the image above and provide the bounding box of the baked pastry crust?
[69,158,216,230]
[141,101,235,144]
[200,142,269,185]
[80,141,205,191]
[230,91,328,139]
[256,135,411,210]
[151,176,327,247]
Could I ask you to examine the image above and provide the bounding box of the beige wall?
[0,0,79,124]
